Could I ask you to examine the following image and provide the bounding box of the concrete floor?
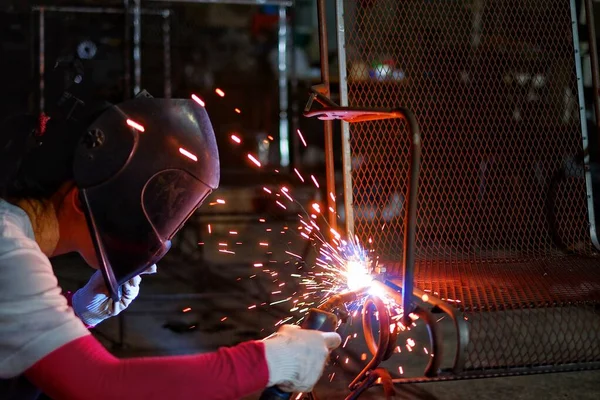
[52,213,600,400]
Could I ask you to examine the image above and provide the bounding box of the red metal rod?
[316,0,338,232]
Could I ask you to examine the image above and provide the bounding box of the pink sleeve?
[25,335,269,400]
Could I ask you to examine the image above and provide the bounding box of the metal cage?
[336,0,600,378]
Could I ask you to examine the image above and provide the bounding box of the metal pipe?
[336,0,354,237]
[123,0,131,99]
[572,0,600,250]
[586,0,600,151]
[317,0,338,231]
[146,0,293,5]
[278,6,290,167]
[132,0,142,95]
[397,107,421,326]
[162,10,172,98]
[349,295,391,390]
[290,5,300,168]
[31,5,166,15]
[39,7,45,113]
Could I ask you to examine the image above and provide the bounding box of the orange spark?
[297,129,307,147]
[294,168,305,182]
[126,119,145,132]
[310,175,320,188]
[191,94,205,107]
[230,134,241,144]
[215,88,225,97]
[179,147,198,162]
[247,154,261,167]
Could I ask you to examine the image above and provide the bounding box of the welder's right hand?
[262,324,342,393]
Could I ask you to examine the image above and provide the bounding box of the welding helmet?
[71,93,220,300]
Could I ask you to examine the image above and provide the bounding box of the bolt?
[84,129,105,149]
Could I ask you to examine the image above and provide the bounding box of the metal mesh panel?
[342,0,600,371]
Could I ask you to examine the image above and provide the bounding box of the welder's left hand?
[72,265,157,327]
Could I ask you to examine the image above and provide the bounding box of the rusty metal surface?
[341,0,600,372]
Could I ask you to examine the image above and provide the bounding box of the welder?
[0,90,341,399]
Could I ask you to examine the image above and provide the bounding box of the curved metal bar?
[349,295,392,390]
[412,287,469,374]
[412,305,442,377]
[395,107,421,327]
[362,295,392,358]
[373,280,469,374]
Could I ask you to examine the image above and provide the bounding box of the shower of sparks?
[297,129,307,147]
[188,99,431,383]
[247,154,261,167]
[191,94,205,107]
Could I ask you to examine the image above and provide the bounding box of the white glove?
[72,265,156,327]
[262,324,342,393]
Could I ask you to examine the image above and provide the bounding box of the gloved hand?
[262,324,342,393]
[72,265,157,327]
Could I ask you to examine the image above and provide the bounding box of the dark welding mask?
[72,94,220,300]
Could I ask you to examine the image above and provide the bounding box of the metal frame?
[147,0,293,5]
[571,0,600,250]
[586,0,600,147]
[303,91,422,323]
[32,5,172,110]
[302,89,464,397]
[317,1,600,397]
[146,0,293,169]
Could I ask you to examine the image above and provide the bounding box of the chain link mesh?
[342,0,600,371]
